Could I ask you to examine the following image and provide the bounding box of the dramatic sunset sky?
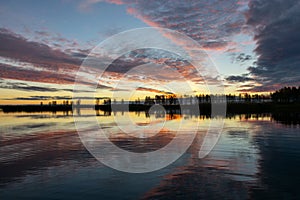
[0,0,299,104]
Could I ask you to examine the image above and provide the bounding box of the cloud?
[0,63,80,85]
[79,0,124,12]
[1,29,198,94]
[136,86,173,95]
[0,28,104,87]
[35,31,51,37]
[103,48,201,83]
[79,0,247,52]
[237,84,279,93]
[0,80,62,92]
[226,75,254,83]
[3,96,108,101]
[96,84,130,91]
[0,28,80,65]
[8,96,72,101]
[68,48,91,59]
[109,88,130,92]
[33,29,81,51]
[235,53,253,63]
[105,50,147,74]
[104,0,247,51]
[244,0,300,91]
[96,84,115,89]
[84,0,299,92]
[0,79,92,93]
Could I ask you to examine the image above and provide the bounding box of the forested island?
[1,86,299,114]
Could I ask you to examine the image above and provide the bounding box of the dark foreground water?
[0,110,300,199]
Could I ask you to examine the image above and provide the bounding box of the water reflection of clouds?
[1,110,300,198]
[206,125,260,182]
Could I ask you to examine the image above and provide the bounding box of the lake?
[0,109,300,199]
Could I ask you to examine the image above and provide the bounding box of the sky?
[0,0,299,104]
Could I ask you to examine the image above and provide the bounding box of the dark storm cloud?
[245,0,300,90]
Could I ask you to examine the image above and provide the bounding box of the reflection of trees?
[272,112,300,125]
[142,111,300,126]
[251,121,300,198]
[144,109,181,120]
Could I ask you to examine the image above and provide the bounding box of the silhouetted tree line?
[143,93,271,105]
[47,86,300,107]
[96,94,272,105]
[42,100,81,106]
[271,86,300,103]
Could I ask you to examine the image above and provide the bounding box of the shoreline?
[0,102,299,114]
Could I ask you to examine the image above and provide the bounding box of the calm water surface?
[0,110,300,199]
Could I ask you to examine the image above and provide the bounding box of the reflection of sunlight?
[0,111,76,139]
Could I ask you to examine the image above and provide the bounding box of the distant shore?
[0,102,299,114]
[95,103,300,114]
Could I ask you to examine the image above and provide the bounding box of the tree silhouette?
[271,86,300,103]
